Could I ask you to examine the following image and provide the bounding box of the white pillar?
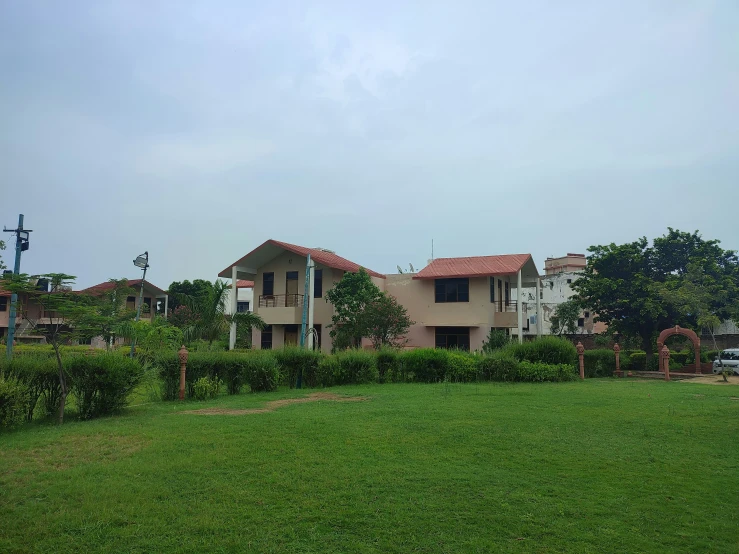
[164,295,169,320]
[536,277,542,338]
[229,265,238,350]
[517,268,523,344]
[307,259,315,349]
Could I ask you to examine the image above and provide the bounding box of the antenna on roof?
[409,263,415,272]
[396,265,405,274]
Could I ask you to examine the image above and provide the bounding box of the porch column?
[517,268,523,344]
[229,265,238,350]
[307,259,315,349]
[536,277,542,338]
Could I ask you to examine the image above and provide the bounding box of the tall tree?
[175,279,264,345]
[364,293,414,349]
[82,279,137,349]
[325,268,383,350]
[167,280,214,311]
[549,300,581,336]
[573,229,739,362]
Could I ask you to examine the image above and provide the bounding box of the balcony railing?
[495,300,527,313]
[258,294,304,308]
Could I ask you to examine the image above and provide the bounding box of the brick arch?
[656,325,701,373]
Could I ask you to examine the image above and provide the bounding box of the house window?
[505,282,510,306]
[79,336,93,345]
[156,299,166,314]
[314,269,323,298]
[237,301,250,313]
[584,311,590,318]
[261,325,273,349]
[263,272,274,296]
[490,277,495,303]
[435,327,470,351]
[126,296,136,311]
[0,297,7,312]
[498,280,503,310]
[567,279,572,284]
[577,318,585,327]
[143,297,152,313]
[435,278,469,303]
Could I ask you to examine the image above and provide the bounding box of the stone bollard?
[178,345,188,400]
[661,345,670,382]
[614,343,622,378]
[577,342,585,380]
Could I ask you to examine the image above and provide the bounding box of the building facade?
[220,240,542,352]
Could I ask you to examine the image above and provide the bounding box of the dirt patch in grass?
[181,392,369,416]
[681,375,739,386]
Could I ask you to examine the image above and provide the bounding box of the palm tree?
[177,279,265,345]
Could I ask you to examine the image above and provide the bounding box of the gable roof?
[81,279,168,296]
[414,254,534,279]
[219,239,385,279]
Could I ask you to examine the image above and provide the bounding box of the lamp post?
[130,252,149,358]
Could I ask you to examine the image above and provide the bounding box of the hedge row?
[0,352,144,426]
[151,341,581,398]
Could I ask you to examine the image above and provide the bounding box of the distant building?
[225,280,254,315]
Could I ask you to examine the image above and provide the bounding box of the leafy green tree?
[175,279,264,345]
[325,268,383,350]
[3,273,98,424]
[573,229,739,363]
[167,279,214,311]
[481,329,510,353]
[365,293,414,349]
[549,300,581,336]
[82,279,137,349]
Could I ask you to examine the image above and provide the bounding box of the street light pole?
[4,214,32,360]
[130,252,149,358]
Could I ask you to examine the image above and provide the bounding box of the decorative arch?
[656,325,701,373]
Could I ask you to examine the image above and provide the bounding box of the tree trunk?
[643,336,654,367]
[53,343,67,425]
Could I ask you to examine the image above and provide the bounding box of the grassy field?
[1,379,738,553]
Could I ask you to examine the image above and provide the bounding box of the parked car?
[712,349,739,375]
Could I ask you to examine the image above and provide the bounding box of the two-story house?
[220,240,542,352]
[219,240,384,352]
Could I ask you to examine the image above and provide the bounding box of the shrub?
[516,361,577,382]
[333,349,378,385]
[477,352,520,381]
[481,329,510,353]
[502,337,577,366]
[274,347,323,388]
[400,348,450,383]
[2,354,60,421]
[243,352,280,392]
[0,377,30,429]
[316,356,339,387]
[582,349,616,378]
[68,353,145,419]
[447,352,479,382]
[192,376,222,400]
[375,348,400,383]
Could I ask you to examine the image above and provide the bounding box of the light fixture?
[133,252,149,269]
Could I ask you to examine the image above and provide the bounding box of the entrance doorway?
[284,324,299,346]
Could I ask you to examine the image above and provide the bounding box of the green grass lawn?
[1,380,738,553]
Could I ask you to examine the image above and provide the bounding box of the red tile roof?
[236,280,254,288]
[414,254,533,279]
[81,279,167,296]
[221,239,385,279]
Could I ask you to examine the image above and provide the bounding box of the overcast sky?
[1,1,737,289]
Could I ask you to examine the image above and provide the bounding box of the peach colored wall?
[251,251,339,352]
[385,274,518,351]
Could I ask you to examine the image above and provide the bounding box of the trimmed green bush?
[0,377,30,429]
[447,352,479,382]
[400,348,450,383]
[502,337,577,366]
[477,352,520,381]
[2,354,60,421]
[242,351,281,393]
[516,361,577,382]
[316,356,339,387]
[274,347,323,388]
[582,349,616,378]
[334,349,378,385]
[375,348,400,383]
[193,376,222,400]
[68,353,146,419]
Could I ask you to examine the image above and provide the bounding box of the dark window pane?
[286,271,298,280]
[0,297,6,311]
[314,269,323,298]
[263,272,274,296]
[434,278,470,303]
[261,325,273,350]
